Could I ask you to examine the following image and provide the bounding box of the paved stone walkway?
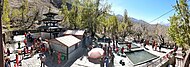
[5,35,89,67]
[71,41,174,67]
[4,35,174,67]
[6,42,43,67]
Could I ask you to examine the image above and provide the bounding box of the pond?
[125,50,158,66]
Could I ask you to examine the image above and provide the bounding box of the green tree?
[61,0,111,37]
[168,1,190,66]
[118,22,127,37]
[123,9,132,36]
[107,15,119,35]
[2,0,10,29]
[168,0,190,48]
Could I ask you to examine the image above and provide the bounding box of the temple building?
[37,8,63,39]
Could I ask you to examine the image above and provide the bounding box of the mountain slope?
[116,14,169,39]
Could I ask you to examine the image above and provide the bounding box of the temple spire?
[48,6,51,13]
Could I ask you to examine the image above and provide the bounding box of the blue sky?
[107,0,177,24]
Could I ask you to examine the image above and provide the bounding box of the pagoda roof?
[37,26,63,29]
[43,12,58,16]
[39,17,62,22]
[40,18,62,22]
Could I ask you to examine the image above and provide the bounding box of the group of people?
[99,38,132,67]
[98,42,115,67]
[4,31,47,67]
[141,38,162,51]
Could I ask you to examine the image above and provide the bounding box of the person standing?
[18,54,23,66]
[159,43,162,51]
[30,46,34,57]
[105,56,109,67]
[27,32,32,42]
[140,38,144,44]
[121,47,124,54]
[6,48,10,56]
[26,46,29,54]
[100,57,104,67]
[110,54,114,66]
[24,39,27,46]
[107,44,111,56]
[16,54,19,66]
[24,32,27,38]
[40,54,46,67]
[128,44,131,50]
[23,47,26,57]
[18,41,21,49]
[113,43,115,50]
[115,47,119,53]
[146,39,149,45]
[152,39,155,50]
[155,43,157,51]
[174,43,178,52]
[116,39,118,47]
[143,40,146,47]
[103,44,107,56]
[49,45,53,56]
[5,58,11,67]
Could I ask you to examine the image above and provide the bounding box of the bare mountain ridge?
[116,14,169,38]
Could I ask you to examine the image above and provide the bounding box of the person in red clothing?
[14,63,17,67]
[24,39,27,46]
[16,54,18,66]
[121,47,124,54]
[41,43,46,52]
[146,39,149,45]
[58,52,61,64]
[152,39,155,50]
[24,32,27,37]
[128,44,131,50]
[115,47,118,53]
[155,43,157,51]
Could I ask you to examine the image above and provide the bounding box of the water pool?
[125,50,158,66]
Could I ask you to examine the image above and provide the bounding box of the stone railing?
[144,49,175,67]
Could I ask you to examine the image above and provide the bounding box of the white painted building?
[49,35,81,60]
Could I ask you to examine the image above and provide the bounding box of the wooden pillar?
[0,0,4,67]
